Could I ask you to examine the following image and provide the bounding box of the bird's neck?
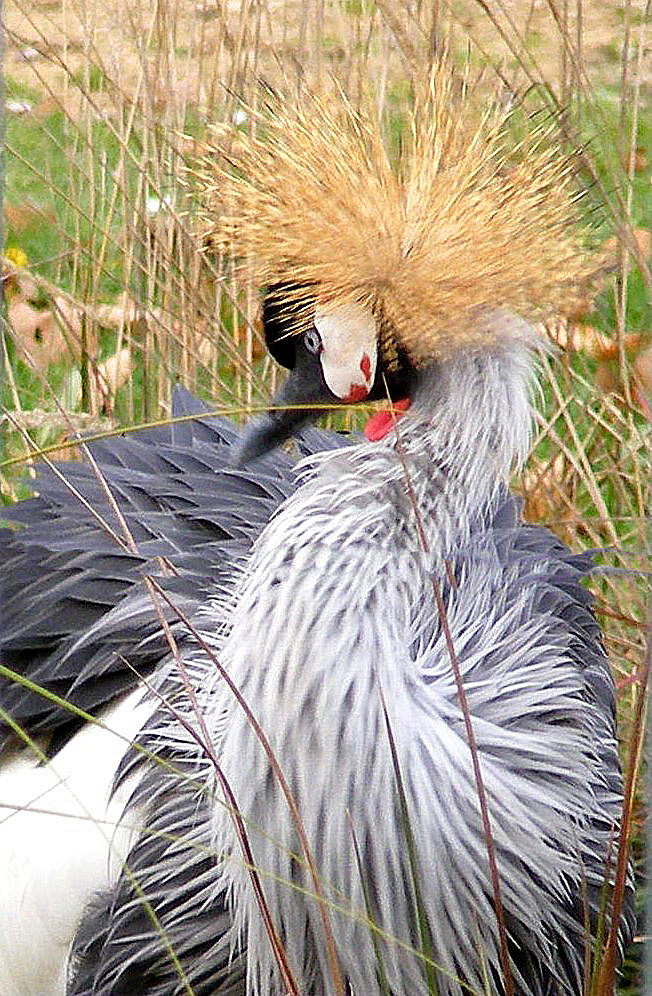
[326,335,534,559]
[406,339,532,474]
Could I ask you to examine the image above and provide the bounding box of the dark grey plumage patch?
[0,388,349,753]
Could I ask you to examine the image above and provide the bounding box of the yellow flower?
[4,247,29,268]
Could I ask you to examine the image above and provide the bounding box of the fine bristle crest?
[199,71,592,363]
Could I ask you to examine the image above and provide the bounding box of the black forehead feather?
[262,283,316,370]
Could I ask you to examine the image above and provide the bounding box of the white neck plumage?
[392,330,534,551]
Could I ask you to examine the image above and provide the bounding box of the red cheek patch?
[343,384,369,403]
[364,398,411,441]
[359,353,372,383]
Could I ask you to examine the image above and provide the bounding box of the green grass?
[4,79,127,297]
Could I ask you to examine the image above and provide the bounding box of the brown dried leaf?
[631,344,652,420]
[4,201,56,233]
[2,260,38,303]
[566,228,652,321]
[8,300,64,371]
[624,146,648,174]
[592,334,652,419]
[91,348,133,414]
[196,335,214,367]
[52,295,100,360]
[519,453,573,538]
[95,347,132,396]
[31,96,61,119]
[543,317,612,356]
[599,228,651,272]
[594,360,619,394]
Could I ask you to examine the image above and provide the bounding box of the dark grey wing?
[0,386,351,752]
[0,386,356,995]
[294,425,360,456]
[484,492,635,989]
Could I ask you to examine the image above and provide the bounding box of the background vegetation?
[1,0,649,991]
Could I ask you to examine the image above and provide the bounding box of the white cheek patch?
[314,301,378,402]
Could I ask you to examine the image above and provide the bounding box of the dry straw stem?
[201,69,592,366]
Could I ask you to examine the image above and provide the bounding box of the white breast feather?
[0,689,153,996]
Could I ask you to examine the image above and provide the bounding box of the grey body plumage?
[0,356,633,994]
[207,338,631,995]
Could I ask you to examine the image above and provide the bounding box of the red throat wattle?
[364,398,411,442]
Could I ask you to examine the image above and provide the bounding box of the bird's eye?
[303,327,323,355]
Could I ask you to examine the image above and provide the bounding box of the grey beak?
[232,357,335,466]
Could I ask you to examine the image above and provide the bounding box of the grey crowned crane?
[0,77,634,996]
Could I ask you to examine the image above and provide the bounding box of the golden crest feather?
[200,71,591,364]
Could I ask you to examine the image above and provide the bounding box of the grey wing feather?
[483,493,635,971]
[0,388,349,751]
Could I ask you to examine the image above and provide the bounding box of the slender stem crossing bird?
[0,78,634,995]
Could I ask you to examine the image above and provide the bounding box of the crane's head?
[234,286,414,463]
[202,70,591,464]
